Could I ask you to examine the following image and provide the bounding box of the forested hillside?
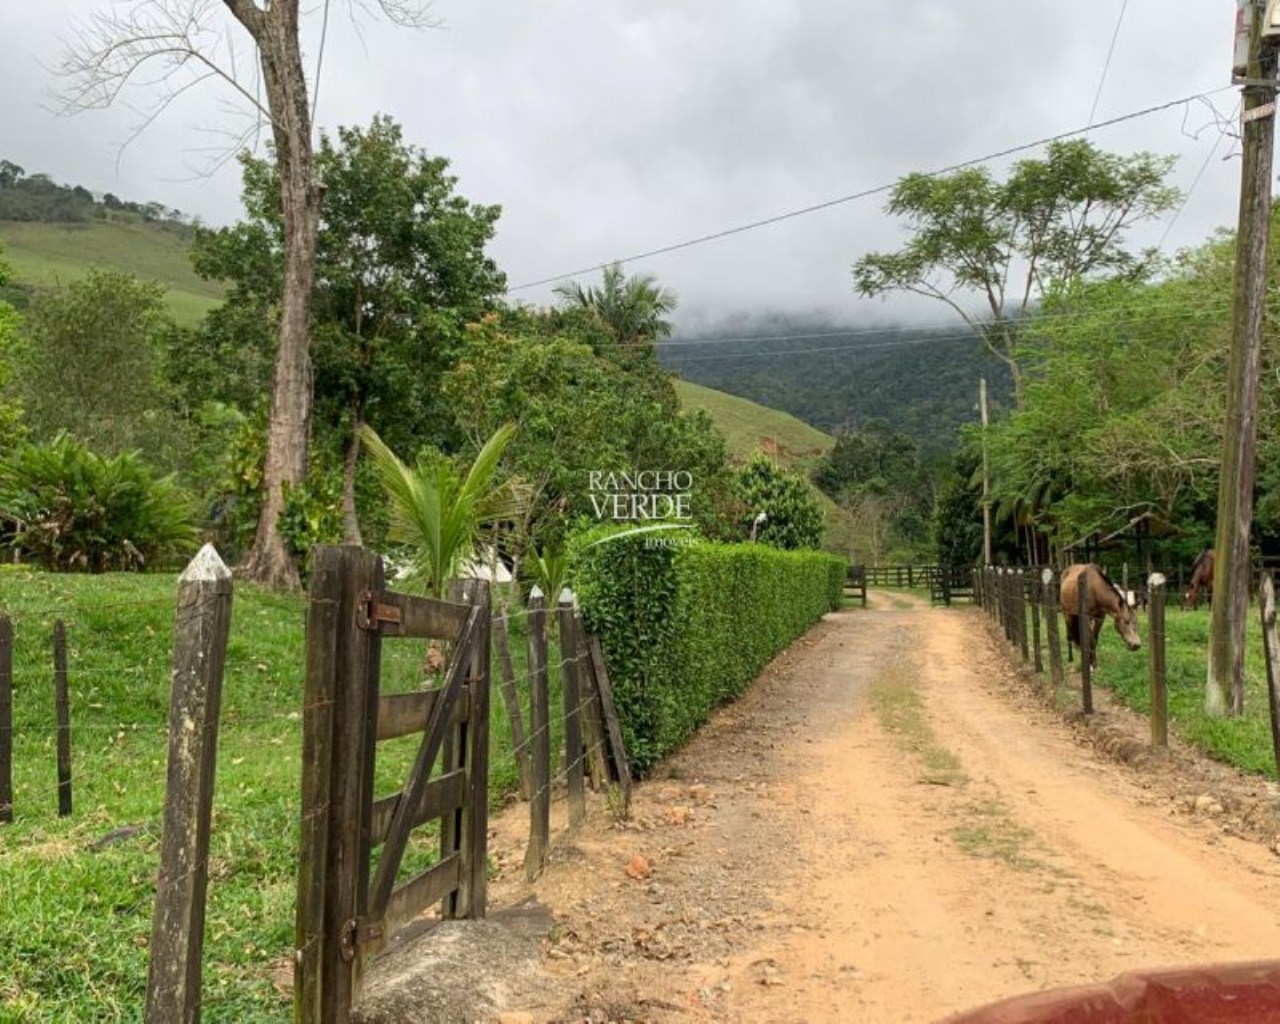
[663,313,1015,453]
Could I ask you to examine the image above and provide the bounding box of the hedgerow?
[569,526,846,774]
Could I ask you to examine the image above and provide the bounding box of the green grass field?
[674,378,834,471]
[0,568,551,1021]
[1090,606,1277,776]
[0,220,223,326]
[1014,600,1277,777]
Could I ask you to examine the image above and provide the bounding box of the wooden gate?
[294,546,491,1024]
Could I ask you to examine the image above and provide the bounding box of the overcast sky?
[1,1,1247,329]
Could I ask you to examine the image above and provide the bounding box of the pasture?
[0,220,223,325]
[1098,605,1277,776]
[0,568,546,1021]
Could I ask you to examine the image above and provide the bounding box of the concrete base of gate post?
[353,898,556,1024]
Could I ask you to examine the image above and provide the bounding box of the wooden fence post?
[294,547,342,1024]
[492,602,532,801]
[557,590,586,828]
[53,619,71,817]
[569,610,609,791]
[1078,571,1093,714]
[1149,573,1168,748]
[0,616,11,824]
[1017,571,1030,663]
[325,546,382,1016]
[1043,569,1064,691]
[145,544,233,1024]
[587,634,631,809]
[1259,576,1280,782]
[525,589,551,881]
[457,583,491,919]
[1031,573,1043,675]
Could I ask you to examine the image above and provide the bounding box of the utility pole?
[980,377,992,565]
[1210,0,1280,716]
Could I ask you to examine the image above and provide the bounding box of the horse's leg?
[1090,617,1103,667]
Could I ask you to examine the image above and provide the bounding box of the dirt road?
[485,594,1280,1023]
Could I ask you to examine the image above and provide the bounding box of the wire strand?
[506,86,1235,293]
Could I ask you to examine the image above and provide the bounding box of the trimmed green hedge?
[570,527,846,774]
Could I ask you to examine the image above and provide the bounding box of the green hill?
[674,378,856,554]
[675,378,834,469]
[0,220,222,325]
[663,313,1015,453]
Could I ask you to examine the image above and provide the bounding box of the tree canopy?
[853,140,1180,402]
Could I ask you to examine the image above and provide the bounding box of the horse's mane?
[1092,564,1128,605]
[1192,549,1212,573]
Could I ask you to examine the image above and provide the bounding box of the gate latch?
[358,590,403,633]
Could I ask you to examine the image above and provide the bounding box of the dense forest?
[662,313,1015,453]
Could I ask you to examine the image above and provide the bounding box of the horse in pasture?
[1059,563,1142,666]
[1184,548,1214,611]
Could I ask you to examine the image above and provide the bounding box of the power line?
[507,85,1235,294]
[1158,113,1236,250]
[1088,0,1130,126]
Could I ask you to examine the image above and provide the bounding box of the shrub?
[570,525,846,773]
[0,434,197,571]
[733,452,825,549]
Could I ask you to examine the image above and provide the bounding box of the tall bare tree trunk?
[341,404,365,546]
[227,0,319,590]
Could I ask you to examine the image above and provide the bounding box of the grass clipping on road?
[869,661,1042,872]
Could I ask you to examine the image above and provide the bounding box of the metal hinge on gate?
[357,590,403,633]
[339,917,385,961]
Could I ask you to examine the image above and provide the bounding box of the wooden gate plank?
[376,689,468,742]
[368,769,466,845]
[368,606,479,919]
[383,853,462,940]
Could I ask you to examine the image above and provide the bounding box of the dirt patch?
[415,592,1280,1022]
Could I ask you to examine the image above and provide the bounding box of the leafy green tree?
[984,264,1229,553]
[813,422,932,560]
[16,270,176,459]
[853,140,1179,403]
[933,446,986,567]
[360,423,526,600]
[192,117,505,546]
[553,263,677,353]
[442,313,735,552]
[735,453,824,550]
[64,0,437,590]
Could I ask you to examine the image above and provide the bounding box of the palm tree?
[360,423,527,599]
[553,263,677,348]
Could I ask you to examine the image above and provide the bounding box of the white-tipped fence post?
[557,588,586,828]
[145,544,233,1024]
[1148,573,1168,748]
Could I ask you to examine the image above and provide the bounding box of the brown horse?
[1060,563,1142,665]
[1184,548,1214,611]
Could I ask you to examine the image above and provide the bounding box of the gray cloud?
[1,1,1242,327]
